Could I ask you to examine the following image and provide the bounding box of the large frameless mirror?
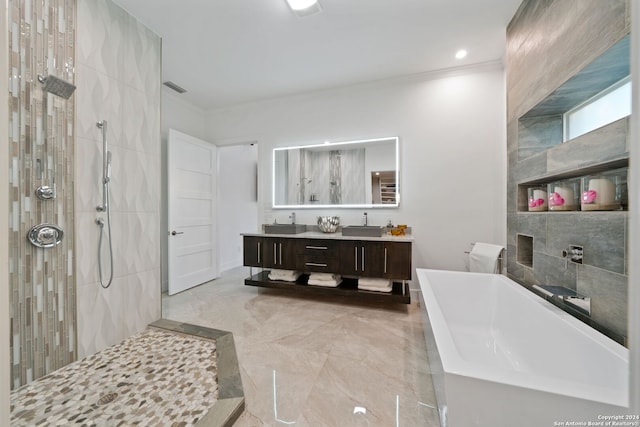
[273,136,399,208]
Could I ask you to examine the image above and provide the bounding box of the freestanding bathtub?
[417,269,629,427]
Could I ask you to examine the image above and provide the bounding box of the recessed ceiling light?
[286,0,322,16]
[455,49,468,60]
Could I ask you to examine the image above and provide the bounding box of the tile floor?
[11,327,219,426]
[162,267,441,427]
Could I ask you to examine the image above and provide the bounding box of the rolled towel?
[358,278,391,288]
[268,269,301,282]
[308,277,342,287]
[309,273,341,281]
[358,283,392,293]
[469,243,504,273]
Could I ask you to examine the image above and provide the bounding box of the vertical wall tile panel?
[507,0,630,340]
[8,0,76,389]
[577,265,628,339]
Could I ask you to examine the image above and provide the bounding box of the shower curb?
[149,319,245,426]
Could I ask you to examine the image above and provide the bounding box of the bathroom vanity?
[242,231,412,303]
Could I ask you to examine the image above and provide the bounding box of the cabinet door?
[338,240,384,277]
[262,237,280,269]
[280,238,300,270]
[262,237,300,270]
[360,241,385,277]
[243,236,263,267]
[382,242,412,280]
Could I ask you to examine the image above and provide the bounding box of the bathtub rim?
[417,268,629,408]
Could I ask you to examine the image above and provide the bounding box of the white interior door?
[168,129,219,295]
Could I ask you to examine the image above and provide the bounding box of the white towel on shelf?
[268,269,301,282]
[308,272,340,281]
[308,278,342,287]
[469,243,504,273]
[308,273,342,287]
[358,283,393,293]
[358,278,391,288]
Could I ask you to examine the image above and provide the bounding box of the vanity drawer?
[299,240,337,255]
[301,255,339,272]
[299,240,338,272]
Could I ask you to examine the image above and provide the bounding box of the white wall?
[205,62,507,278]
[217,144,259,272]
[162,88,208,141]
[75,0,162,358]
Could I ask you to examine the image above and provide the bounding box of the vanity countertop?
[241,230,413,242]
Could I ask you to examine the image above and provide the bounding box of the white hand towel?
[309,272,339,281]
[308,278,342,287]
[268,269,301,281]
[469,243,504,273]
[358,283,392,293]
[358,278,390,288]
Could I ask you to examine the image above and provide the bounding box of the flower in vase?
[582,189,597,204]
[528,198,545,207]
[549,192,565,206]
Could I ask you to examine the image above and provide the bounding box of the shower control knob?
[35,185,56,200]
[171,230,184,236]
[27,224,64,248]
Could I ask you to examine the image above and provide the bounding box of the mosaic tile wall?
[8,0,77,389]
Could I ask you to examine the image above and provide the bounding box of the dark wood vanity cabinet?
[243,234,412,303]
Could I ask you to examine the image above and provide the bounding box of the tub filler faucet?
[533,284,591,316]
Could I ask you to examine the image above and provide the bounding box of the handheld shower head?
[106,151,112,182]
[38,74,76,99]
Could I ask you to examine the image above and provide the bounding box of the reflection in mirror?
[273,137,399,208]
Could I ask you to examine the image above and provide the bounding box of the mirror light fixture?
[286,0,322,16]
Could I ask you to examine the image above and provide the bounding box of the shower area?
[7,0,162,390]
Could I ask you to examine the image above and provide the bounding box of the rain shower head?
[38,74,76,99]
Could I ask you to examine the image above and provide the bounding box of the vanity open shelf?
[245,271,411,304]
[242,232,412,304]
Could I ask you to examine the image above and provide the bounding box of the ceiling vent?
[163,81,187,94]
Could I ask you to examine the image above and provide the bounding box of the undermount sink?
[341,225,384,237]
[264,223,307,234]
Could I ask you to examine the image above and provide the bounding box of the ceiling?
[113,0,523,110]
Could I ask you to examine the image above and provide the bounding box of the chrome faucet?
[289,212,296,224]
[533,284,591,316]
[563,294,591,316]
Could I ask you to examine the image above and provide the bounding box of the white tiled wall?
[75,0,161,359]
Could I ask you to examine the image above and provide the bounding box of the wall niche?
[517,35,630,161]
